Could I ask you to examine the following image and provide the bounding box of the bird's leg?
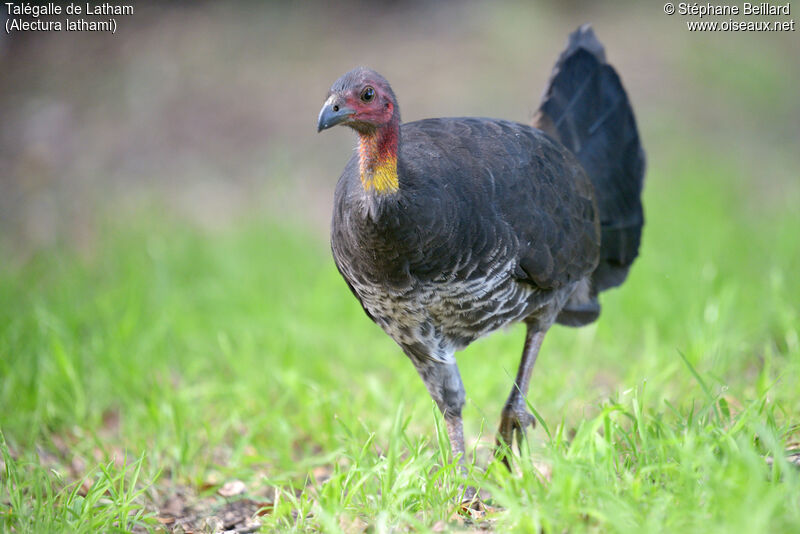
[411,358,476,503]
[495,325,547,468]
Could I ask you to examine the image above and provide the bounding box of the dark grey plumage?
[331,118,599,361]
[319,25,645,493]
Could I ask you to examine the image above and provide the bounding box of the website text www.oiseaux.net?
[687,18,795,30]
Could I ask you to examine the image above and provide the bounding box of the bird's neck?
[358,120,399,195]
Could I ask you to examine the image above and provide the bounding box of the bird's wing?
[399,118,600,290]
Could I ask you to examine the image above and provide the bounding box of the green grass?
[1,141,800,532]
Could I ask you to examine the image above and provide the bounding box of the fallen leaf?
[254,501,274,516]
[312,465,333,483]
[201,515,223,533]
[217,480,246,498]
[338,514,368,533]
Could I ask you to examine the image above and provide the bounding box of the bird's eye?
[360,86,375,103]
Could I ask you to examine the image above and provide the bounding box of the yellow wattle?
[361,156,399,194]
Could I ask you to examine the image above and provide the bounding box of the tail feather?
[535,25,645,295]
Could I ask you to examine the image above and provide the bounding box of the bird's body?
[331,118,599,363]
[317,25,645,496]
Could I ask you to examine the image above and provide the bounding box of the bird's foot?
[494,405,536,469]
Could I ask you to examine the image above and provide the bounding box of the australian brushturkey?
[317,25,645,491]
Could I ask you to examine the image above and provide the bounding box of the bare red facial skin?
[350,88,399,163]
[340,86,396,133]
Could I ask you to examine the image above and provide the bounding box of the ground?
[1,2,800,533]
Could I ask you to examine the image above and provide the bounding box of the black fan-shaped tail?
[535,25,645,294]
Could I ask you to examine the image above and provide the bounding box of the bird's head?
[317,67,399,134]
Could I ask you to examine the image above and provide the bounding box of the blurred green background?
[1,2,799,532]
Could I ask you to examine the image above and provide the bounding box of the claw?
[494,406,536,469]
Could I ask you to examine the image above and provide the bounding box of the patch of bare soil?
[155,483,271,534]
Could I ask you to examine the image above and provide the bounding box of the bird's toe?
[499,404,537,435]
[514,408,536,430]
[494,405,537,468]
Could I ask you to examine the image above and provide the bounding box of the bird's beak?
[317,96,355,132]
